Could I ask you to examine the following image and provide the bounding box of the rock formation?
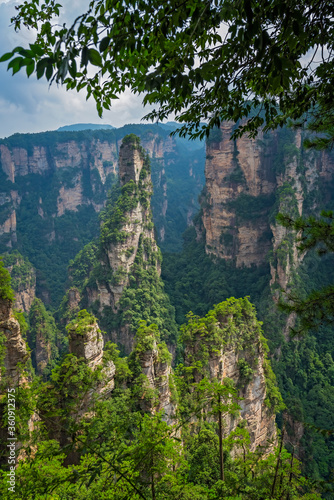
[182,297,278,452]
[0,127,203,253]
[89,135,158,308]
[202,124,334,284]
[2,252,36,313]
[67,310,115,395]
[202,122,276,267]
[0,298,29,385]
[80,134,177,352]
[130,323,177,424]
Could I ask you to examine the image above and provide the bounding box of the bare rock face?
[83,135,176,353]
[3,252,36,313]
[35,329,51,375]
[182,298,278,452]
[0,299,29,385]
[202,124,334,275]
[203,122,276,267]
[0,210,16,247]
[0,136,118,251]
[0,139,117,186]
[133,324,177,424]
[206,347,277,451]
[68,310,115,395]
[67,287,81,311]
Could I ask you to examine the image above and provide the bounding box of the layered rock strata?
[203,122,276,267]
[132,324,177,425]
[182,298,278,452]
[0,127,204,254]
[202,124,334,284]
[0,299,29,385]
[68,310,115,395]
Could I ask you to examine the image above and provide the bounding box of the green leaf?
[99,36,110,53]
[88,48,102,67]
[36,59,47,79]
[29,44,44,57]
[0,52,13,63]
[45,62,53,81]
[26,61,35,77]
[7,57,24,75]
[292,20,300,36]
[69,59,77,78]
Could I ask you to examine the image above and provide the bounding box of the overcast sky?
[0,0,152,138]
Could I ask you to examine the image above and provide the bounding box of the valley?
[0,122,333,498]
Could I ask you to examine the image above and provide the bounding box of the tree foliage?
[1,0,333,143]
[0,258,15,302]
[277,211,334,333]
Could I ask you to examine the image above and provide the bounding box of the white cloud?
[0,0,152,138]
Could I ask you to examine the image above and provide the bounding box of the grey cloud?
[0,0,153,138]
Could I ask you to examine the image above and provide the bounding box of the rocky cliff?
[0,125,204,305]
[198,123,334,474]
[202,124,334,284]
[88,134,159,311]
[203,122,276,267]
[0,298,29,385]
[2,251,36,313]
[67,310,115,396]
[129,322,177,424]
[68,134,177,353]
[181,298,279,452]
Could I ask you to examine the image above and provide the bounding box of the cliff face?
[182,298,278,452]
[68,310,115,396]
[0,136,118,254]
[202,124,334,283]
[131,324,177,424]
[0,126,204,305]
[0,139,117,186]
[2,252,36,313]
[91,136,158,311]
[199,123,334,466]
[80,135,177,353]
[203,122,276,267]
[0,298,29,385]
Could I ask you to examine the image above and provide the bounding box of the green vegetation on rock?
[0,259,14,302]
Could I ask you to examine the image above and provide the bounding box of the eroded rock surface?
[202,123,334,278]
[132,324,177,425]
[68,311,115,395]
[182,298,278,452]
[0,299,29,385]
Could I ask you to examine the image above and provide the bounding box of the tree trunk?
[286,447,295,500]
[218,394,224,482]
[271,427,284,498]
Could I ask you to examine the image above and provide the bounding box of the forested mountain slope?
[1,122,334,493]
[0,124,204,305]
[163,123,334,486]
[0,135,303,499]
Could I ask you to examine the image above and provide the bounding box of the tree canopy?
[1,0,333,143]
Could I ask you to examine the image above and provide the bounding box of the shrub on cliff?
[0,258,14,302]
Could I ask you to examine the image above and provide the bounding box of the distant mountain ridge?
[57,123,116,132]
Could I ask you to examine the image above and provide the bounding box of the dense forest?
[0,0,333,497]
[0,123,333,499]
